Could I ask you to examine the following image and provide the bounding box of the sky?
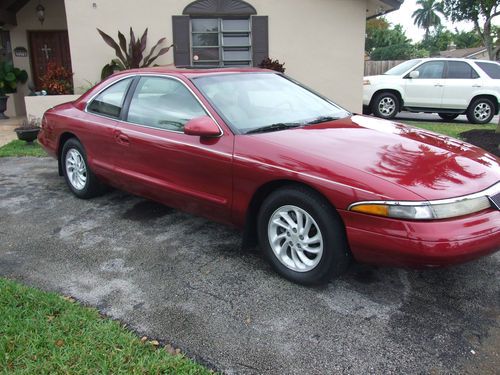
[385,0,500,43]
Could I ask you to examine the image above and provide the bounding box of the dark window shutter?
[172,15,190,67]
[251,16,268,67]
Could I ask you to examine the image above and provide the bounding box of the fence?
[364,60,405,76]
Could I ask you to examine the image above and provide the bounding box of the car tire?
[61,138,105,199]
[438,113,459,121]
[371,92,399,119]
[257,185,351,285]
[467,98,495,124]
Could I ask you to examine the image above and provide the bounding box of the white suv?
[363,58,500,124]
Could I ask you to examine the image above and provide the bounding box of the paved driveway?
[1,157,499,374]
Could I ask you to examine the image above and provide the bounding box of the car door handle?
[472,84,482,88]
[115,133,130,146]
[434,83,444,87]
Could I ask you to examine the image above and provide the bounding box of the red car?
[38,68,500,285]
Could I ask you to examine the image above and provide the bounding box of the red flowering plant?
[39,62,74,95]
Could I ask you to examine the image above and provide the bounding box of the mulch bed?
[459,130,500,157]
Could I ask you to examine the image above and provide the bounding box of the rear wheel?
[61,138,106,199]
[257,186,351,285]
[438,113,459,121]
[371,92,399,119]
[467,98,495,124]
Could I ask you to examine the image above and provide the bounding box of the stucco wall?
[6,0,68,116]
[64,0,368,112]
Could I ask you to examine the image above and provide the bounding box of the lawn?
[0,140,47,157]
[400,121,497,140]
[0,278,212,374]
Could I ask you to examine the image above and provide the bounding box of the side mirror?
[184,116,222,137]
[409,70,420,79]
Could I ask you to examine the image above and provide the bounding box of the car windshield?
[384,60,422,75]
[192,73,350,134]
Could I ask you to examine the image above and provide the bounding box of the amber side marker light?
[350,204,389,217]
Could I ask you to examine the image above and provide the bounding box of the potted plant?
[14,117,41,143]
[0,62,28,119]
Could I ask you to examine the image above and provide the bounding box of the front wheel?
[467,98,495,124]
[438,113,459,121]
[257,186,351,285]
[61,138,106,199]
[371,92,399,119]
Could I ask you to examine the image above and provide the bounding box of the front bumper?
[339,209,500,268]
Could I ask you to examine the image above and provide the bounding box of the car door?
[404,60,445,108]
[113,75,234,224]
[82,76,135,179]
[441,61,480,110]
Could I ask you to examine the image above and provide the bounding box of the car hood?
[235,115,500,201]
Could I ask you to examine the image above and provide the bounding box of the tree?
[419,26,454,55]
[412,0,445,39]
[442,0,500,60]
[452,28,482,49]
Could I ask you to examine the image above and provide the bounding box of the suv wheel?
[467,98,495,124]
[372,92,399,119]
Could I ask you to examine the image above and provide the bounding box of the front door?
[28,30,72,90]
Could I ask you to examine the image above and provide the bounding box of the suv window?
[127,76,206,132]
[446,61,479,79]
[87,78,133,118]
[412,61,445,79]
[476,62,500,79]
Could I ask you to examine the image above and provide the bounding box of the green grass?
[400,121,496,139]
[0,278,212,374]
[0,140,47,157]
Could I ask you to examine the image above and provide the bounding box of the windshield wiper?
[246,122,302,134]
[305,116,339,125]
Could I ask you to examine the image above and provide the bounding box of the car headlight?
[348,183,499,220]
[363,79,371,85]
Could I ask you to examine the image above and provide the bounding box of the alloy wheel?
[65,148,87,190]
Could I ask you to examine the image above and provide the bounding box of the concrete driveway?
[1,157,499,374]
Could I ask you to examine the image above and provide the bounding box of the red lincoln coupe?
[38,68,500,285]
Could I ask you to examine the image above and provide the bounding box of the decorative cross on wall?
[41,44,52,60]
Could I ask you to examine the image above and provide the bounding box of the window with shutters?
[191,18,251,67]
[173,0,267,68]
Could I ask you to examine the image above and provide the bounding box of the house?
[0,0,403,118]
[439,46,489,60]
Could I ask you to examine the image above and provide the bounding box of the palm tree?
[412,0,444,39]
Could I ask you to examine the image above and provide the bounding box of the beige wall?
[6,0,68,115]
[64,0,372,111]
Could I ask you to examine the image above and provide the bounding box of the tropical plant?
[442,0,499,60]
[452,28,482,49]
[39,62,73,95]
[258,57,285,73]
[365,22,413,56]
[412,0,445,39]
[0,62,28,97]
[97,27,172,79]
[370,43,429,61]
[418,25,454,55]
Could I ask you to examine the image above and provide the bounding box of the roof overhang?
[366,0,404,19]
[0,0,30,26]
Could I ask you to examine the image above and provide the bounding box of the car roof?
[411,57,498,64]
[117,66,272,79]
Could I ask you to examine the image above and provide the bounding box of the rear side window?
[476,62,500,79]
[446,61,479,79]
[87,78,133,118]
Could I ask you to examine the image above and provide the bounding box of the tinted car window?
[127,77,206,131]
[446,61,478,79]
[413,61,445,79]
[476,62,500,79]
[87,78,133,118]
